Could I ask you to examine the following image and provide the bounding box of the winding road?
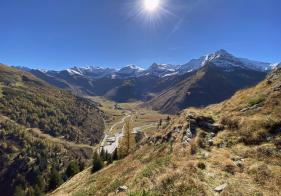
[99,109,159,154]
[108,112,132,133]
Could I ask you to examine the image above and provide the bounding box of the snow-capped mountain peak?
[145,63,179,77]
[204,49,233,62]
[179,49,271,73]
[149,63,177,71]
[119,64,145,72]
[117,65,145,77]
[66,68,83,76]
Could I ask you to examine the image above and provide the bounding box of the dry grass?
[51,69,281,196]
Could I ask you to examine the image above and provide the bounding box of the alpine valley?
[24,50,275,113]
[1,49,280,196]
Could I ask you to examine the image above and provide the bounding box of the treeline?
[0,120,86,196]
[91,148,119,173]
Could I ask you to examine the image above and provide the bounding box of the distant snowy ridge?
[270,62,281,69]
[32,49,274,79]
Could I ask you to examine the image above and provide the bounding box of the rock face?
[181,113,224,145]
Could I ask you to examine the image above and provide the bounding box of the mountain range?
[17,49,279,113]
[25,49,276,79]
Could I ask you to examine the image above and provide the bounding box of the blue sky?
[0,0,280,70]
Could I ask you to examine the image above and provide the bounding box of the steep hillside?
[51,67,281,196]
[0,64,105,145]
[0,64,107,195]
[0,118,94,196]
[148,63,266,113]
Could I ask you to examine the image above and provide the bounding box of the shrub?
[197,162,206,170]
[241,129,267,145]
[221,117,239,130]
[65,161,80,178]
[222,162,237,175]
[249,164,272,185]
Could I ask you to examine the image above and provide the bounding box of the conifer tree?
[92,151,104,173]
[112,148,118,161]
[48,167,63,191]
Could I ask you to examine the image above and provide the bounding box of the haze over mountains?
[21,49,278,113]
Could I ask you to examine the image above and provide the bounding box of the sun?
[144,0,160,11]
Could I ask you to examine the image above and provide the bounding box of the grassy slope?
[51,68,281,196]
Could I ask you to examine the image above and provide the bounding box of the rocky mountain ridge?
[23,49,275,79]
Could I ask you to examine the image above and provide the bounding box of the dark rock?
[198,122,223,133]
[162,131,175,143]
[147,135,162,144]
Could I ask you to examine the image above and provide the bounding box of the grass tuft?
[248,95,265,107]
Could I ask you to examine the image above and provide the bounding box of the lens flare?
[144,0,160,11]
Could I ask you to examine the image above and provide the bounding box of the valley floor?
[88,96,167,136]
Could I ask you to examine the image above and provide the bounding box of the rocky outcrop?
[187,114,224,133]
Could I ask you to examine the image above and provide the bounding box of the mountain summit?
[117,65,145,78]
[178,49,271,73]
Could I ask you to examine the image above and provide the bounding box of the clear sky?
[0,0,280,70]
